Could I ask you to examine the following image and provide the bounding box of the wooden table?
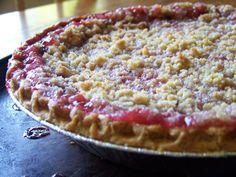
[0,0,236,59]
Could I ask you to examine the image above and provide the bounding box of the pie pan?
[9,90,236,175]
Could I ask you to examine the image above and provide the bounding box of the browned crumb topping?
[32,5,236,117]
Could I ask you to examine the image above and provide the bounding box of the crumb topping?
[42,9,236,116]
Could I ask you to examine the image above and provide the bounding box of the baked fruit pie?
[6,2,236,153]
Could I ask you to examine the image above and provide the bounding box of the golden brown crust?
[12,92,236,152]
[6,2,236,153]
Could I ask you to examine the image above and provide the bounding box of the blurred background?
[1,0,236,14]
[0,0,55,14]
[1,0,235,15]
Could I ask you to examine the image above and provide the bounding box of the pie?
[6,2,236,153]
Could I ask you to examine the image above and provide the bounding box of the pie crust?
[6,2,236,153]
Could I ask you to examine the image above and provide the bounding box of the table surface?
[0,0,236,59]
